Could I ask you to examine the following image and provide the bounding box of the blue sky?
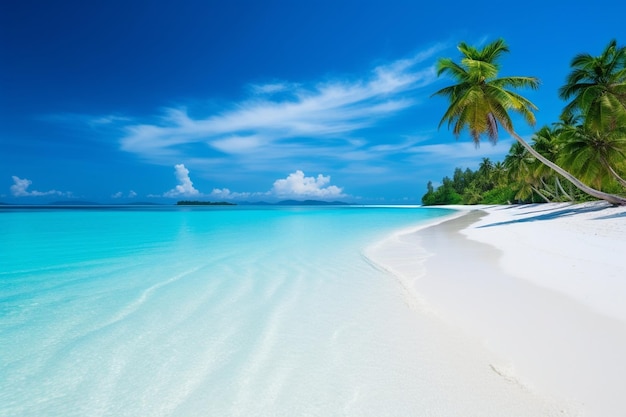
[1,0,624,204]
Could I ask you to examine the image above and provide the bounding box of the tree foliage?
[421,158,518,205]
[424,39,626,206]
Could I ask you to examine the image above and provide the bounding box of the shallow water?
[0,206,567,416]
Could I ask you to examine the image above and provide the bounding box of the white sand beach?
[370,201,626,416]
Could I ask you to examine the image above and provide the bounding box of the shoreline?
[407,202,626,416]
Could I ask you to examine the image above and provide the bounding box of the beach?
[389,202,626,416]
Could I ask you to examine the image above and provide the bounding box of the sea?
[0,205,567,417]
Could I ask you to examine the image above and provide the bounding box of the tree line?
[423,39,626,206]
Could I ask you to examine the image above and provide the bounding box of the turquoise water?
[1,205,458,417]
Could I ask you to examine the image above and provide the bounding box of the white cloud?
[204,171,346,201]
[112,191,123,198]
[129,190,137,198]
[164,164,200,197]
[271,170,345,199]
[10,176,68,197]
[209,188,256,200]
[119,44,445,164]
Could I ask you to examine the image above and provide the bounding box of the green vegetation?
[424,39,626,205]
[176,201,236,206]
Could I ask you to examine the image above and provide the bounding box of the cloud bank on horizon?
[8,165,345,202]
[10,176,70,198]
[272,170,344,199]
[161,164,345,201]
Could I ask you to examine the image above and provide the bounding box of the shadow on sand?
[478,203,615,228]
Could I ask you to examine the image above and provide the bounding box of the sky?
[1,0,625,204]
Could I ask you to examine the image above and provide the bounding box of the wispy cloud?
[91,115,132,125]
[119,44,444,165]
[112,190,137,198]
[10,176,70,197]
[408,138,514,160]
[42,113,132,129]
[248,82,300,95]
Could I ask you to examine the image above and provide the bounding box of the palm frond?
[493,76,540,90]
[462,59,499,80]
[479,38,509,63]
[435,58,467,79]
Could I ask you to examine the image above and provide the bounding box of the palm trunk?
[539,177,555,195]
[555,177,574,201]
[600,156,626,188]
[510,131,626,205]
[538,178,558,200]
[553,177,559,199]
[531,186,552,203]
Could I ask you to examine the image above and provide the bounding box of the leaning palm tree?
[559,39,626,132]
[432,39,626,205]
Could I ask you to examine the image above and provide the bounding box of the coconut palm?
[504,142,542,202]
[477,157,495,190]
[491,161,507,187]
[532,126,573,200]
[558,124,626,189]
[559,39,626,132]
[478,157,494,175]
[432,39,626,205]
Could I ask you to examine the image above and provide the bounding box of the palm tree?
[462,185,483,204]
[491,161,507,187]
[504,142,545,202]
[532,126,573,200]
[558,124,626,189]
[432,39,626,205]
[477,157,495,190]
[559,39,626,132]
[478,157,493,175]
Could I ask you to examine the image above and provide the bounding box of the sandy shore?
[413,202,626,416]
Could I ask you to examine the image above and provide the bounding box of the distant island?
[274,200,349,206]
[176,201,237,206]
